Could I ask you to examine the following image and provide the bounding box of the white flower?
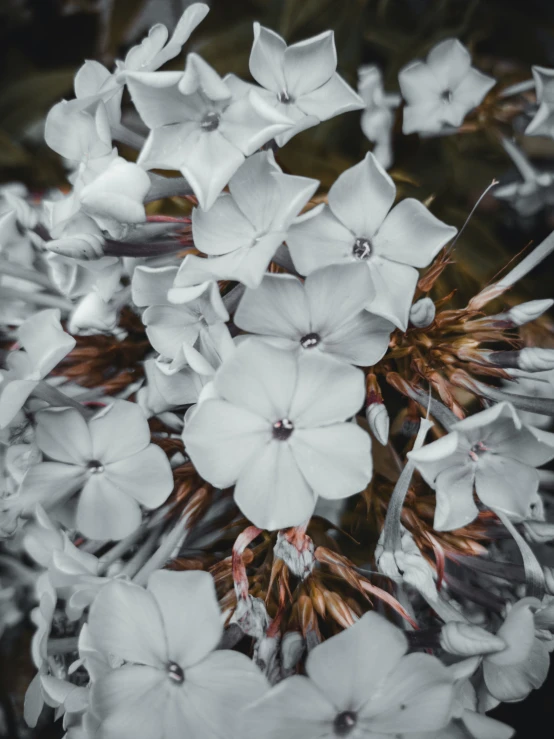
[398,38,495,135]
[234,264,393,366]
[408,402,554,531]
[68,291,118,335]
[0,309,76,428]
[225,23,364,147]
[358,65,400,169]
[170,150,318,293]
[183,341,372,530]
[88,570,268,739]
[525,66,554,139]
[243,611,455,738]
[132,264,230,373]
[15,400,174,540]
[46,252,123,301]
[286,152,457,329]
[45,101,113,164]
[137,358,204,418]
[127,53,293,210]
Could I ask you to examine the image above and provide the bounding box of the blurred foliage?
[2,1,554,736]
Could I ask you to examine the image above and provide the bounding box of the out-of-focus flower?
[286,152,456,329]
[88,570,268,739]
[502,369,554,430]
[399,38,495,135]
[408,402,554,531]
[127,54,292,210]
[68,291,119,335]
[170,150,318,293]
[243,611,455,738]
[494,136,554,217]
[525,66,554,139]
[15,400,174,539]
[358,65,400,169]
[234,264,393,366]
[224,23,364,147]
[0,309,76,428]
[183,341,371,530]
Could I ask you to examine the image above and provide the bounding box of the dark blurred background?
[1,0,554,736]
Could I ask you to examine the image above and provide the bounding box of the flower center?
[300,332,320,349]
[469,441,489,462]
[333,711,357,736]
[278,90,293,104]
[272,418,294,440]
[441,89,453,103]
[352,237,373,261]
[201,111,221,132]
[167,662,185,683]
[87,459,104,474]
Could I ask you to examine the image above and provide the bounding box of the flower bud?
[489,347,554,372]
[440,621,506,656]
[365,402,389,445]
[505,299,553,327]
[409,297,436,328]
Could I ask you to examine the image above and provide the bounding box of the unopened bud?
[489,347,554,372]
[505,299,553,327]
[366,402,389,445]
[440,621,506,656]
[409,297,436,328]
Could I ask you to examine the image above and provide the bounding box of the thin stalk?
[145,176,193,203]
[32,382,93,419]
[111,123,146,150]
[500,79,535,98]
[133,514,190,586]
[0,286,73,312]
[0,260,55,290]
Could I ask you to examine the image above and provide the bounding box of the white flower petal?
[228,150,281,230]
[283,31,336,98]
[147,570,222,668]
[76,475,143,540]
[183,398,270,488]
[427,39,471,91]
[249,23,287,94]
[322,312,393,366]
[398,61,442,104]
[89,400,151,463]
[296,73,364,120]
[0,378,37,428]
[214,341,297,421]
[328,152,395,240]
[17,463,84,514]
[453,67,495,108]
[35,407,92,465]
[220,91,293,156]
[286,205,354,275]
[307,612,407,710]
[192,193,257,255]
[234,440,316,530]
[483,639,549,702]
[234,273,309,341]
[408,432,465,484]
[132,266,177,308]
[103,445,173,508]
[289,353,365,426]
[18,308,76,377]
[305,262,373,333]
[88,580,167,666]
[475,456,539,520]
[434,465,479,531]
[126,71,191,128]
[291,423,372,499]
[366,258,418,330]
[374,199,456,267]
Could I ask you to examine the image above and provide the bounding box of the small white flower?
[183,341,372,530]
[408,402,554,531]
[88,570,268,739]
[127,54,293,210]
[224,23,364,147]
[170,149,318,294]
[525,65,554,139]
[234,264,393,366]
[15,400,174,540]
[358,65,400,169]
[399,38,495,135]
[0,309,76,428]
[243,611,455,738]
[286,152,457,329]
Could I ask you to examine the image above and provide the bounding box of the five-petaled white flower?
[398,38,496,135]
[15,400,174,540]
[243,611,455,738]
[183,341,372,530]
[224,23,364,147]
[286,152,457,330]
[88,570,268,739]
[170,150,318,295]
[408,402,554,531]
[127,53,293,210]
[234,264,393,366]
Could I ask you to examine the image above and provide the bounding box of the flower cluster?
[2,4,554,739]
